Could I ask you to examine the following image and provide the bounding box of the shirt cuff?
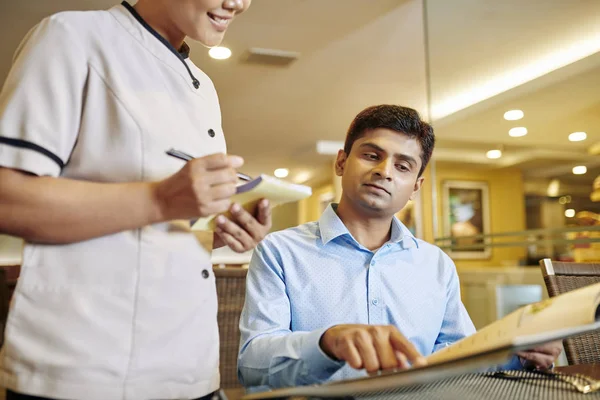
[300,327,345,381]
[499,354,524,371]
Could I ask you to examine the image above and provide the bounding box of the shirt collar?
[392,215,419,249]
[318,204,350,245]
[318,204,419,249]
[119,1,191,59]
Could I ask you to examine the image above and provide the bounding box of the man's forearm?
[0,168,162,244]
[238,329,344,388]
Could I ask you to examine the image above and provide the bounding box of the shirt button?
[372,299,379,306]
[371,260,376,266]
[208,129,216,138]
[202,269,210,279]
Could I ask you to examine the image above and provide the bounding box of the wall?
[298,183,335,224]
[270,202,300,233]
[422,162,527,268]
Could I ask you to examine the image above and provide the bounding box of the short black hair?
[343,105,435,176]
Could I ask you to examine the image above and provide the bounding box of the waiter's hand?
[517,341,562,370]
[319,324,427,373]
[154,153,242,220]
[213,199,272,252]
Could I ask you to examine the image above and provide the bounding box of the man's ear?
[409,176,425,201]
[335,150,347,177]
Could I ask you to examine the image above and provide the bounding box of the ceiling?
[0,0,598,198]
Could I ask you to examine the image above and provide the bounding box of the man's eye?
[365,153,378,160]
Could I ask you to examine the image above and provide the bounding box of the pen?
[166,148,252,182]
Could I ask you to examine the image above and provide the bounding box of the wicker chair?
[0,268,9,348]
[539,258,600,365]
[214,267,248,389]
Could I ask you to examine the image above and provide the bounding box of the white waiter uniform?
[0,2,225,399]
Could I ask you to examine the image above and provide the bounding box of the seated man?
[238,105,561,389]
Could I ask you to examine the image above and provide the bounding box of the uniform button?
[208,129,216,138]
[202,269,210,279]
[372,299,379,306]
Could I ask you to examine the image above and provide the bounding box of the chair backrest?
[0,268,9,348]
[213,267,248,389]
[539,259,600,365]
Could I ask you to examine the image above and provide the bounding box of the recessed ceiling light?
[547,179,560,197]
[568,132,587,142]
[572,166,587,175]
[509,127,528,137]
[486,149,502,159]
[504,110,524,121]
[274,168,289,178]
[208,46,232,60]
[565,209,576,218]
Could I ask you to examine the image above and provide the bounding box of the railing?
[434,225,600,256]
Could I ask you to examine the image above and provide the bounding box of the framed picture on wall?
[396,191,423,239]
[442,180,491,259]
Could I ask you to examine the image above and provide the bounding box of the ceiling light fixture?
[565,209,576,218]
[504,110,524,121]
[509,127,528,137]
[572,166,587,175]
[486,149,502,159]
[547,179,560,197]
[568,132,587,142]
[430,33,600,120]
[208,46,232,60]
[274,168,289,178]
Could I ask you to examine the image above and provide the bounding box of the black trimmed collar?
[121,1,190,59]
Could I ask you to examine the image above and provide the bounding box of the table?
[227,365,600,400]
[557,364,600,380]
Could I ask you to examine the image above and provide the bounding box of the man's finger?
[517,351,555,370]
[390,330,426,367]
[338,339,363,370]
[354,332,379,372]
[395,351,410,369]
[530,343,562,356]
[371,330,399,370]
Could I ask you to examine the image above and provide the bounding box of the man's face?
[168,0,251,47]
[336,128,424,217]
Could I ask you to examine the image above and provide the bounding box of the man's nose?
[372,159,393,181]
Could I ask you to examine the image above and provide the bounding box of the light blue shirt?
[238,204,518,389]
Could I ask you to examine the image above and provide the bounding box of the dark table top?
[226,365,600,400]
[556,364,600,380]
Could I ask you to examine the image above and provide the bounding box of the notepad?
[191,174,312,231]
